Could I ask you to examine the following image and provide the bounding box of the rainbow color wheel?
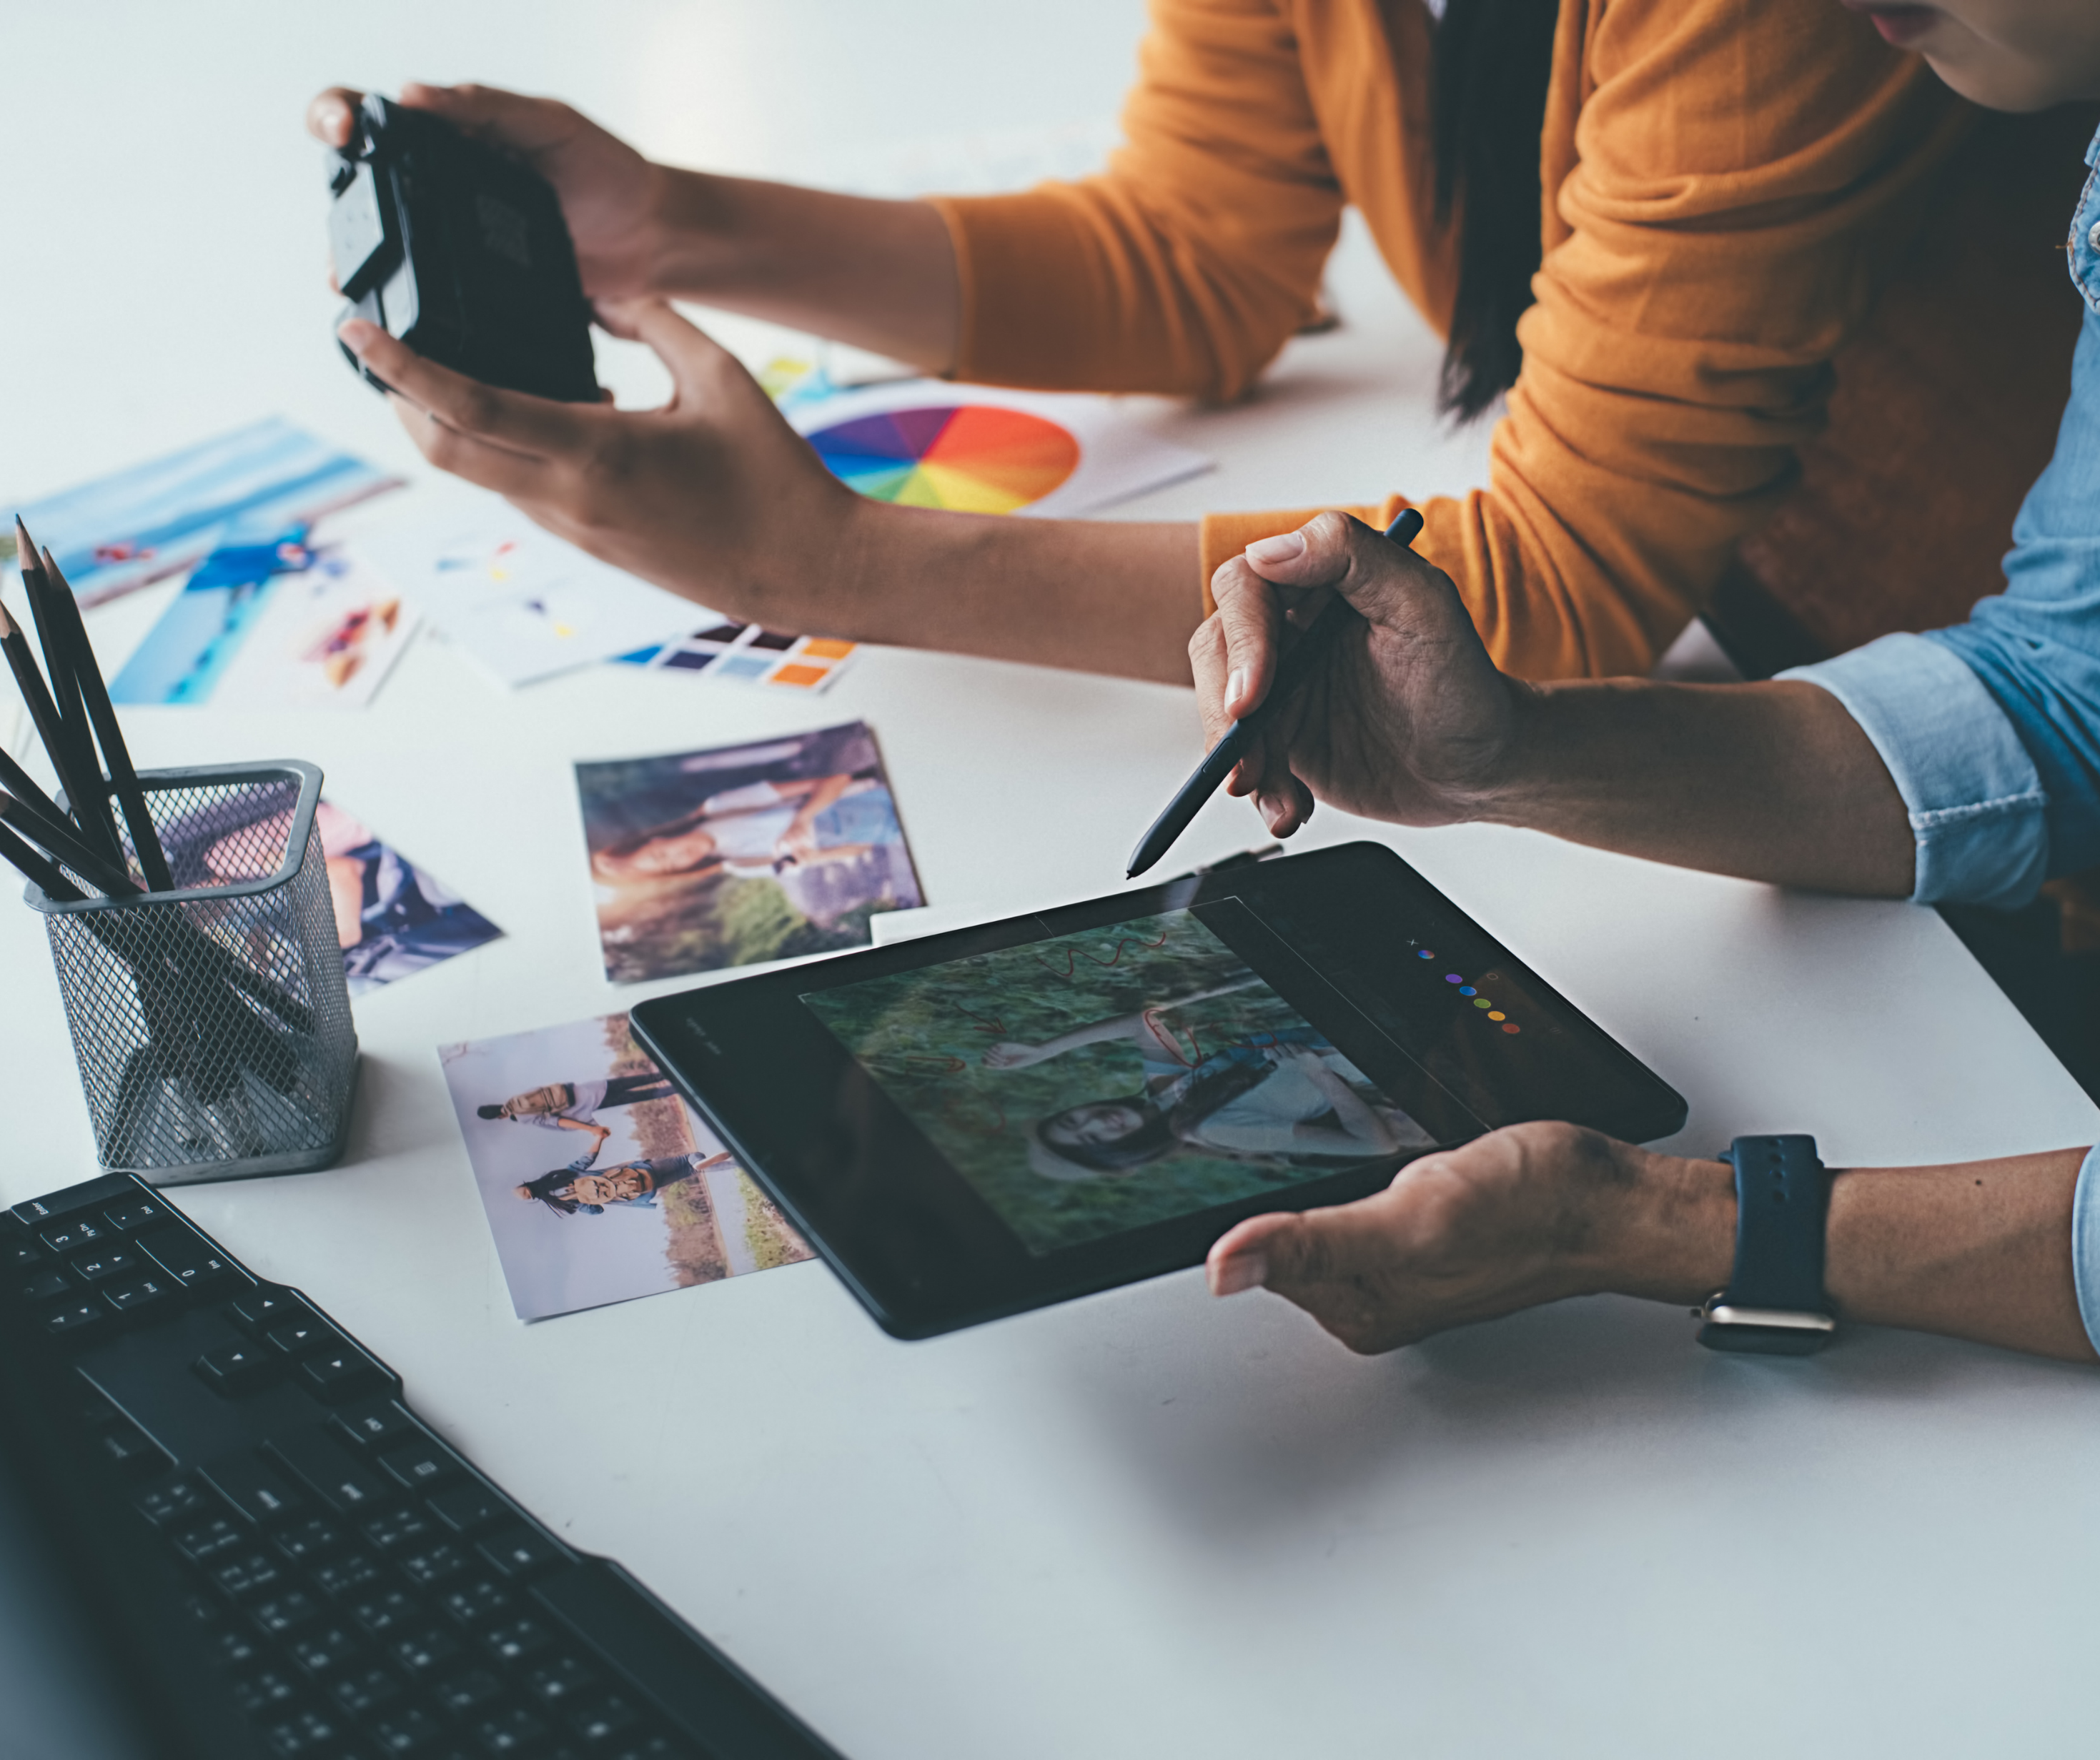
[806,404,1080,514]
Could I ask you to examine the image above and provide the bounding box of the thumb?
[1207,1200,1368,1296]
[597,298,738,392]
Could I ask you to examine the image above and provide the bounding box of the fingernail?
[1246,531,1306,565]
[1210,1252,1269,1297]
[337,318,378,352]
[1225,667,1249,710]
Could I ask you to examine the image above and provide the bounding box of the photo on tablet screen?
[801,909,1435,1256]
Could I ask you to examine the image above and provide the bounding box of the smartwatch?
[1694,1134,1836,1356]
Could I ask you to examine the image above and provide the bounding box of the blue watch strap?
[1721,1134,1829,1313]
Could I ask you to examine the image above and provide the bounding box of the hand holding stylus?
[1187,509,1527,840]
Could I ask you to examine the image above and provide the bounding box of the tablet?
[631,842,1685,1339]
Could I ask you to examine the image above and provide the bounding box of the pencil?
[0,813,84,901]
[0,742,81,845]
[0,790,142,898]
[1126,509,1426,878]
[13,535,120,860]
[35,539,173,890]
[0,595,78,820]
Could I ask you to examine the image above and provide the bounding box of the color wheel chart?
[806,405,1081,514]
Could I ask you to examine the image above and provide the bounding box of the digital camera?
[326,94,600,403]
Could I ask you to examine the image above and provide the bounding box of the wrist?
[1462,679,1554,828]
[1580,1142,1736,1307]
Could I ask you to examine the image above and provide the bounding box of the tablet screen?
[803,904,1440,1256]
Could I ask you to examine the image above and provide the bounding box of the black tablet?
[631,842,1685,1339]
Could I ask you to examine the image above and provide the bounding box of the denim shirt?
[1779,124,2100,1353]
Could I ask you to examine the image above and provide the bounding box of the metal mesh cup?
[24,760,360,1185]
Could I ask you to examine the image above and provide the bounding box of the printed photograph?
[190,797,502,997]
[577,721,925,983]
[803,910,1435,1256]
[439,1012,813,1321]
[111,531,418,710]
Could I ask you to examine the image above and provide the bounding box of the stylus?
[1126,508,1425,878]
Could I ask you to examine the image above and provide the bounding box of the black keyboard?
[2,1171,842,1760]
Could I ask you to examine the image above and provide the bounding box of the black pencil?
[13,537,121,860]
[0,814,84,901]
[0,742,81,844]
[0,790,141,898]
[35,537,173,890]
[0,595,79,817]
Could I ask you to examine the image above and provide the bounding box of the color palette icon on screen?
[806,404,1081,514]
[1414,947,1520,1033]
[613,620,857,692]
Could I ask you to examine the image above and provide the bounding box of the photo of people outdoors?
[440,1011,811,1320]
[803,910,1434,1256]
[576,720,925,983]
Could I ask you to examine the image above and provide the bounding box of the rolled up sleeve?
[1780,633,2049,909]
[2075,1147,2100,1356]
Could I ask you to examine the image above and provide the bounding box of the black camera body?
[327,94,600,403]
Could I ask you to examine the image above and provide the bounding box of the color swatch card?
[355,499,698,687]
[111,532,418,711]
[4,417,401,609]
[613,621,858,692]
[787,381,1211,519]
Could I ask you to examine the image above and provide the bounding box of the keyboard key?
[380,1439,461,1493]
[102,1198,164,1231]
[437,1578,512,1629]
[274,1517,347,1566]
[4,1231,44,1271]
[202,1453,305,1524]
[266,1431,392,1515]
[71,1244,139,1283]
[349,1588,419,1637]
[482,1616,556,1664]
[363,1506,436,1552]
[40,1217,106,1253]
[388,1626,463,1676]
[194,1338,279,1395]
[212,1624,264,1671]
[252,1589,325,1636]
[267,1318,334,1356]
[433,1669,507,1716]
[288,1623,362,1676]
[299,1348,387,1403]
[427,1483,508,1534]
[262,1706,345,1755]
[101,1273,178,1315]
[94,1421,172,1479]
[525,1656,600,1705]
[174,1515,248,1564]
[211,1551,287,1600]
[331,1662,403,1717]
[368,1706,447,1754]
[477,1528,565,1580]
[227,1286,307,1335]
[23,1268,71,1303]
[139,1227,241,1290]
[475,1707,548,1754]
[331,1399,421,1452]
[312,1552,382,1599]
[230,1667,302,1716]
[40,1297,104,1338]
[399,1541,470,1588]
[137,1478,210,1527]
[570,1695,644,1743]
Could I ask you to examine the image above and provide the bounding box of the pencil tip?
[0,599,13,639]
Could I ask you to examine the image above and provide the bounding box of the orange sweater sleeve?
[926,0,1345,401]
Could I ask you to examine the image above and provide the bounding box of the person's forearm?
[1593,1143,2096,1363]
[1485,679,1916,895]
[784,499,1199,683]
[648,169,961,372]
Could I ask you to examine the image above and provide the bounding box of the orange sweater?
[928,0,1969,680]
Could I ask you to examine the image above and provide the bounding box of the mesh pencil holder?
[24,760,360,1185]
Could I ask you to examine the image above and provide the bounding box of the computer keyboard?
[3,1170,841,1760]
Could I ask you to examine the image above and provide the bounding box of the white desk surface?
[6,7,2099,1756]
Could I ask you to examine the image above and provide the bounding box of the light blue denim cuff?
[1780,633,2049,910]
[2074,1146,2100,1358]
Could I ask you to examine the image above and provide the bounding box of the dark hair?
[1037,1053,1277,1173]
[517,1170,585,1216]
[1430,0,1562,421]
[476,1104,505,1120]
